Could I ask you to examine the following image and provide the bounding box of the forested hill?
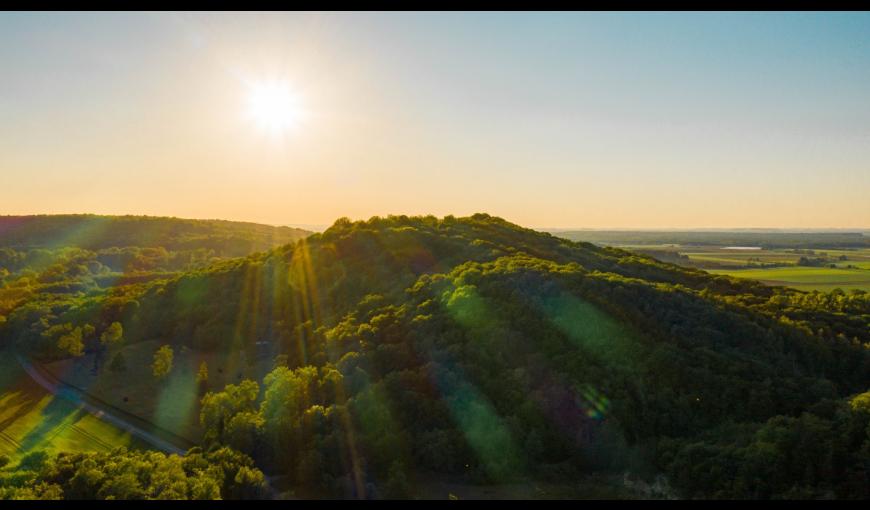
[0,215,311,255]
[4,213,870,499]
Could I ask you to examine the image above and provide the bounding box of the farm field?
[708,266,870,292]
[612,245,870,292]
[686,248,870,291]
[690,247,869,267]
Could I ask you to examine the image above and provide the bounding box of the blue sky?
[1,12,868,228]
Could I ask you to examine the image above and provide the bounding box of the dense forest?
[0,447,266,499]
[0,215,311,324]
[1,214,869,499]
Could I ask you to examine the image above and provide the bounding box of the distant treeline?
[0,215,313,326]
[0,215,311,256]
[552,230,870,249]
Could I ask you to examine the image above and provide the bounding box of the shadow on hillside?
[0,391,41,439]
[17,397,88,452]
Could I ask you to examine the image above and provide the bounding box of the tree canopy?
[2,213,869,499]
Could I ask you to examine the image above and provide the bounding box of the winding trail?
[13,351,187,456]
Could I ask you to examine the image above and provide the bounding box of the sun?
[245,80,306,136]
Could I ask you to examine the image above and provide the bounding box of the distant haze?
[1,12,869,228]
[543,228,870,233]
[283,223,329,232]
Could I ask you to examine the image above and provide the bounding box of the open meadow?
[0,348,139,463]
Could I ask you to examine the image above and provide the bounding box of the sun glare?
[245,80,306,136]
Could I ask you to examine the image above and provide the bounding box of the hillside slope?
[0,215,312,321]
[4,214,869,499]
[0,214,310,255]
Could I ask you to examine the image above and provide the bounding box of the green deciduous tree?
[0,446,264,500]
[57,327,84,357]
[152,345,174,379]
[200,379,260,447]
[100,322,123,346]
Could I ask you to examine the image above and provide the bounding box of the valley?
[551,230,870,292]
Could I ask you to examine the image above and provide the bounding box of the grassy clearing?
[0,349,138,462]
[43,339,277,443]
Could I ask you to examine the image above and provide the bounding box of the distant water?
[723,246,762,250]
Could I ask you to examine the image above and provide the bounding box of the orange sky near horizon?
[2,12,869,230]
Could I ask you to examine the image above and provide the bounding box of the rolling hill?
[2,214,869,499]
[0,215,311,256]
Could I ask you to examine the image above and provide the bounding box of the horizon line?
[2,211,870,232]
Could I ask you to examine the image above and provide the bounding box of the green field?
[0,348,139,462]
[673,247,869,268]
[695,248,870,291]
[709,266,870,291]
[620,245,870,292]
